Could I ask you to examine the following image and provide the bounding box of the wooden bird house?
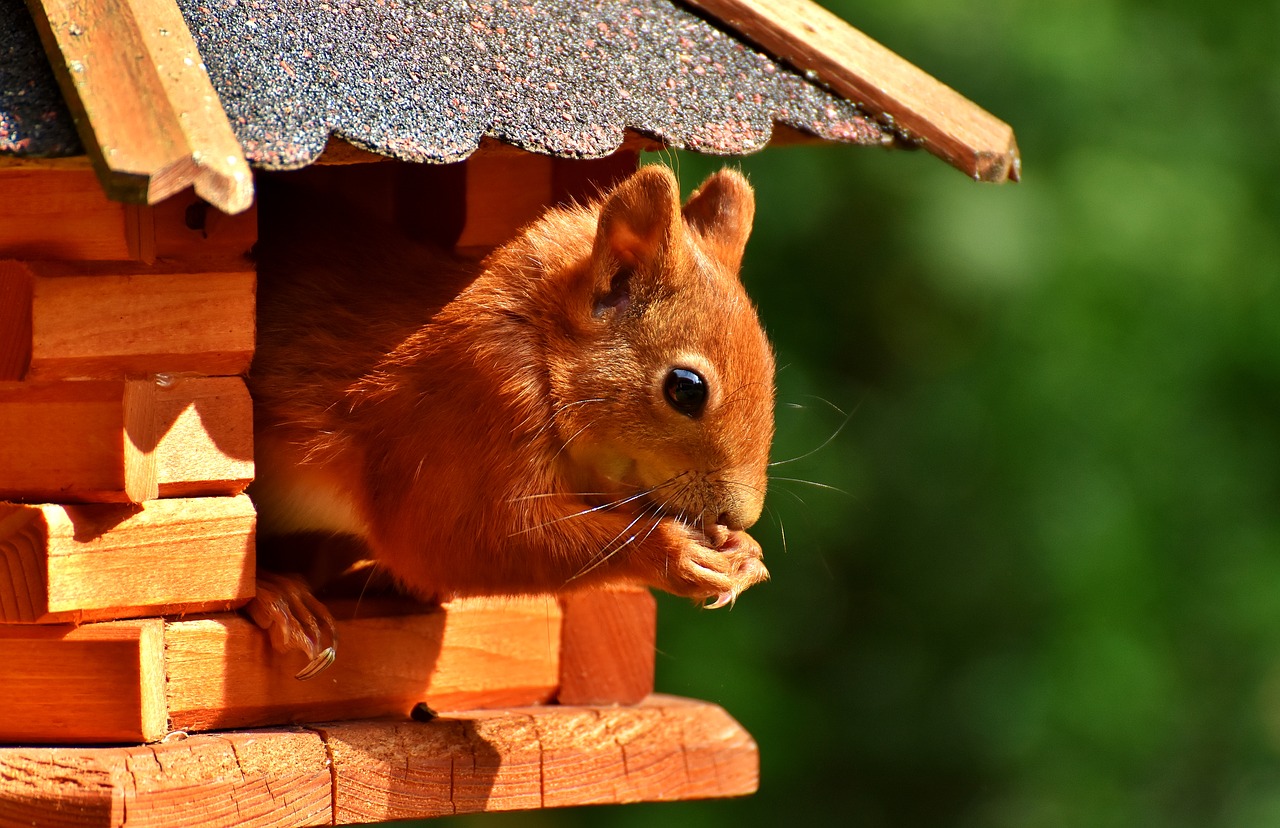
[0,0,1017,823]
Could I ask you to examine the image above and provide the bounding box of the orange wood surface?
[165,596,563,733]
[0,619,167,744]
[0,495,255,624]
[0,377,254,503]
[326,696,759,822]
[0,169,134,261]
[686,0,1020,182]
[14,260,255,382]
[25,0,253,213]
[454,152,555,254]
[557,586,656,705]
[0,696,754,826]
[0,729,332,827]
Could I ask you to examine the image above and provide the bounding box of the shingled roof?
[2,0,1019,213]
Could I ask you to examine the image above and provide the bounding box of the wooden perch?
[0,494,255,624]
[686,0,1021,182]
[0,377,253,503]
[557,587,656,705]
[0,696,757,826]
[23,0,254,213]
[0,260,255,382]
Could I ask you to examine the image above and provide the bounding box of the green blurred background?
[438,0,1280,824]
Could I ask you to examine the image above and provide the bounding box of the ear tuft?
[682,169,755,272]
[594,166,681,271]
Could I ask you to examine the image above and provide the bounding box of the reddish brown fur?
[250,166,775,606]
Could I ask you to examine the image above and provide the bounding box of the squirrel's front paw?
[244,571,339,680]
[668,528,769,609]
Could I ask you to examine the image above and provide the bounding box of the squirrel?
[246,165,775,672]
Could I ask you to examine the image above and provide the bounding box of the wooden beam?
[0,618,168,743]
[0,495,255,624]
[0,168,136,262]
[23,0,254,213]
[165,597,563,733]
[0,377,254,503]
[557,587,656,705]
[325,696,759,822]
[10,260,256,382]
[684,0,1021,182]
[0,729,332,827]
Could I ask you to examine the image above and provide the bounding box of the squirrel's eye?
[663,368,708,418]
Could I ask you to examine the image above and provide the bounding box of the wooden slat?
[685,0,1021,182]
[0,260,34,382]
[557,587,656,705]
[0,619,167,744]
[0,729,332,827]
[0,495,255,624]
[151,189,259,265]
[18,260,255,382]
[0,377,254,504]
[24,0,253,213]
[0,168,135,261]
[325,695,759,822]
[165,597,563,733]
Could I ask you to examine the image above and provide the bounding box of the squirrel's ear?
[682,168,755,273]
[593,166,681,272]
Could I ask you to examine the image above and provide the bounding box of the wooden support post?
[454,151,555,254]
[0,494,255,624]
[557,586,656,705]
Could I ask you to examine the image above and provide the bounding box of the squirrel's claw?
[244,572,339,680]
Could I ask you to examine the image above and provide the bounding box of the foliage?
[437,0,1280,824]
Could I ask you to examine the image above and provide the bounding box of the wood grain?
[686,0,1020,182]
[0,697,753,825]
[557,586,656,705]
[0,619,167,744]
[0,169,134,261]
[325,695,759,822]
[24,0,254,213]
[0,729,332,827]
[21,260,255,381]
[0,377,254,503]
[165,597,563,733]
[0,495,255,624]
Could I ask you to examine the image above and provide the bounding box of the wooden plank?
[0,729,332,827]
[0,697,752,825]
[685,0,1021,182]
[0,619,167,744]
[325,695,759,822]
[0,495,255,624]
[24,0,254,213]
[0,377,254,503]
[165,596,563,733]
[0,168,133,261]
[556,587,656,705]
[21,261,255,381]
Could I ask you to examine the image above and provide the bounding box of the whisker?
[770,476,852,497]
[566,503,664,584]
[769,396,862,468]
[508,485,661,537]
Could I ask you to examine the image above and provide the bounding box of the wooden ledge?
[0,695,758,826]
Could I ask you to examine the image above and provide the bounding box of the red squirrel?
[247,165,775,669]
